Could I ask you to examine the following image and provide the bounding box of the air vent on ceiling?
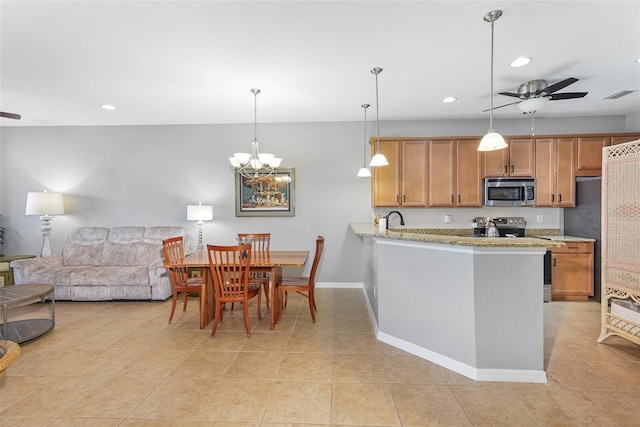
[603,90,637,100]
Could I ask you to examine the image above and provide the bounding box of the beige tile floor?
[1,288,639,426]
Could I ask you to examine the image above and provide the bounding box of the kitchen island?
[351,224,562,383]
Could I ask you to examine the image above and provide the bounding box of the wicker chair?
[0,340,21,378]
[278,236,324,323]
[162,236,206,324]
[207,244,262,338]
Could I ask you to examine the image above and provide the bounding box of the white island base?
[363,237,548,383]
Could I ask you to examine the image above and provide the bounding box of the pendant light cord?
[375,71,381,153]
[489,19,495,131]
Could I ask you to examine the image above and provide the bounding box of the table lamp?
[25,190,65,257]
[187,202,213,250]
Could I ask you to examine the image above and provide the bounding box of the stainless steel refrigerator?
[563,177,602,302]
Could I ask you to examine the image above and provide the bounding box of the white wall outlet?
[444,214,452,223]
[537,215,544,223]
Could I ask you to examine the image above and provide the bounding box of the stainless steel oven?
[484,177,536,207]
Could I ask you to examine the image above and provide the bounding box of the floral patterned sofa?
[10,226,184,301]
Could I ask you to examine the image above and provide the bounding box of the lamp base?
[39,216,53,257]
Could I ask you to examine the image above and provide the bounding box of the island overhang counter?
[351,224,563,383]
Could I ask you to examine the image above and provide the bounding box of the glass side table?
[0,284,55,343]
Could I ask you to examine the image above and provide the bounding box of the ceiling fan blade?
[498,91,521,98]
[482,101,521,112]
[0,111,21,120]
[549,92,588,100]
[540,77,578,95]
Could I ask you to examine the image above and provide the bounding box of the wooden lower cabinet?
[551,241,594,301]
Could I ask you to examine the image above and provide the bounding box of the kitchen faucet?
[386,210,405,229]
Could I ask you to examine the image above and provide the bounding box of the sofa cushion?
[63,227,109,266]
[100,242,161,266]
[143,226,184,243]
[69,266,149,286]
[107,227,145,244]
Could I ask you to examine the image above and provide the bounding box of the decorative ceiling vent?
[603,90,637,100]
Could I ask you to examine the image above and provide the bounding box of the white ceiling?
[1,0,639,127]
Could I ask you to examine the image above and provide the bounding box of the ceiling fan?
[486,77,588,113]
[0,111,21,120]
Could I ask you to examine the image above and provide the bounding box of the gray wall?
[0,114,636,284]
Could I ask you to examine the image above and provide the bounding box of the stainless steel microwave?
[483,177,536,207]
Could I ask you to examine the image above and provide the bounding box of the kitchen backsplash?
[373,207,563,230]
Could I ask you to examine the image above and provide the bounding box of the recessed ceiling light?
[636,57,640,63]
[510,57,532,67]
[101,104,116,110]
[442,96,457,103]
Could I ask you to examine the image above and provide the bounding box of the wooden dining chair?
[237,233,271,311]
[162,236,206,324]
[278,236,324,323]
[207,244,262,338]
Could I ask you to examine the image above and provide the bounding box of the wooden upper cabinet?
[428,140,456,207]
[535,138,575,207]
[372,139,401,207]
[456,139,483,207]
[401,140,428,206]
[428,139,483,207]
[575,136,609,176]
[483,138,534,177]
[610,134,640,146]
[371,138,427,207]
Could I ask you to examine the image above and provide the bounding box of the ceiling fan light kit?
[478,9,507,152]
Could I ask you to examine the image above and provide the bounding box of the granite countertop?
[350,224,564,248]
[535,235,596,242]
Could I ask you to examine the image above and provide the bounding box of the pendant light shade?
[369,67,389,167]
[357,103,372,178]
[478,10,507,152]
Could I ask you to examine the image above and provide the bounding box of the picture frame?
[235,168,295,217]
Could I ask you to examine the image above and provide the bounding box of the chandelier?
[229,88,282,178]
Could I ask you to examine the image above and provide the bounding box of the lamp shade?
[477,131,508,151]
[187,204,213,221]
[25,192,65,216]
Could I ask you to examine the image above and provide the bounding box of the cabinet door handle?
[568,246,579,250]
[559,194,562,202]
[403,195,406,203]
[451,195,454,203]
[553,258,557,267]
[458,195,461,203]
[552,194,555,202]
[511,165,514,173]
[504,165,508,174]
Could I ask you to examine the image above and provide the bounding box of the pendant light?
[357,104,372,178]
[369,67,389,166]
[229,88,282,178]
[478,10,508,152]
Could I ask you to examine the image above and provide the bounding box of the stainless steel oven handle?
[521,184,528,206]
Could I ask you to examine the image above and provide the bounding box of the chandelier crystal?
[229,88,282,178]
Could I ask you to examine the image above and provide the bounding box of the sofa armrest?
[149,258,168,284]
[10,256,64,284]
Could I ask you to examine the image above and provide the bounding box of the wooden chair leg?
[211,302,222,338]
[168,291,178,323]
[183,292,189,311]
[243,301,252,338]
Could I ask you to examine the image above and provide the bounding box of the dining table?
[170,249,309,330]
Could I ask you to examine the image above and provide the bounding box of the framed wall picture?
[235,168,295,217]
